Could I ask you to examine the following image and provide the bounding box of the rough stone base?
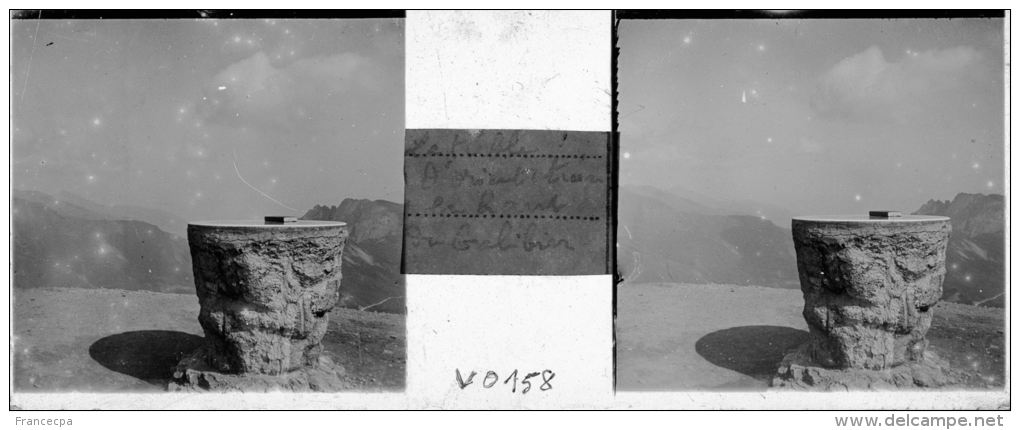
[168,346,351,392]
[771,344,962,391]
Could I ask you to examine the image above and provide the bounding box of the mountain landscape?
[914,193,1006,307]
[12,186,1003,310]
[12,190,195,294]
[617,185,1006,307]
[616,189,1004,391]
[12,189,407,314]
[302,199,406,314]
[52,191,190,238]
[11,191,408,393]
[13,287,405,393]
[617,185,800,289]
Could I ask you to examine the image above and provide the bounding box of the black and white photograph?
[10,12,407,393]
[5,7,1013,418]
[615,14,1007,391]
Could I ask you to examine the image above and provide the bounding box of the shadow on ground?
[89,330,204,386]
[695,325,810,382]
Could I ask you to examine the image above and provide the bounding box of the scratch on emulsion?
[20,11,42,102]
[435,49,449,121]
[231,148,298,212]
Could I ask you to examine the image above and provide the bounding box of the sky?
[619,18,1005,218]
[11,18,404,221]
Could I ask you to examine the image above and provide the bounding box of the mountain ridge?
[301,198,405,314]
[618,186,800,289]
[12,190,407,314]
[12,194,194,294]
[913,192,1005,307]
[619,185,1005,307]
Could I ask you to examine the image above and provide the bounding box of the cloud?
[811,46,985,122]
[197,51,382,129]
[797,137,825,154]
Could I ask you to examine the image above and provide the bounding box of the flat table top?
[188,220,346,228]
[793,215,949,224]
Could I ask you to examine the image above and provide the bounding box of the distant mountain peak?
[13,188,188,238]
[914,192,1004,238]
[302,198,402,243]
[301,198,405,314]
[13,193,407,314]
[912,191,1005,307]
[917,192,1003,210]
[12,196,193,293]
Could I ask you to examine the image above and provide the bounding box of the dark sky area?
[619,18,1005,219]
[11,18,404,221]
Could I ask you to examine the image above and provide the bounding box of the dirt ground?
[10,284,1003,395]
[616,282,1005,391]
[11,287,405,393]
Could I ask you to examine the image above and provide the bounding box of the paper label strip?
[402,128,612,275]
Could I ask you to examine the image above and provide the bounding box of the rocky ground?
[12,284,1002,394]
[12,287,405,393]
[616,282,1005,391]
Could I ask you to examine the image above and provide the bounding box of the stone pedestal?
[772,214,959,390]
[169,220,349,392]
